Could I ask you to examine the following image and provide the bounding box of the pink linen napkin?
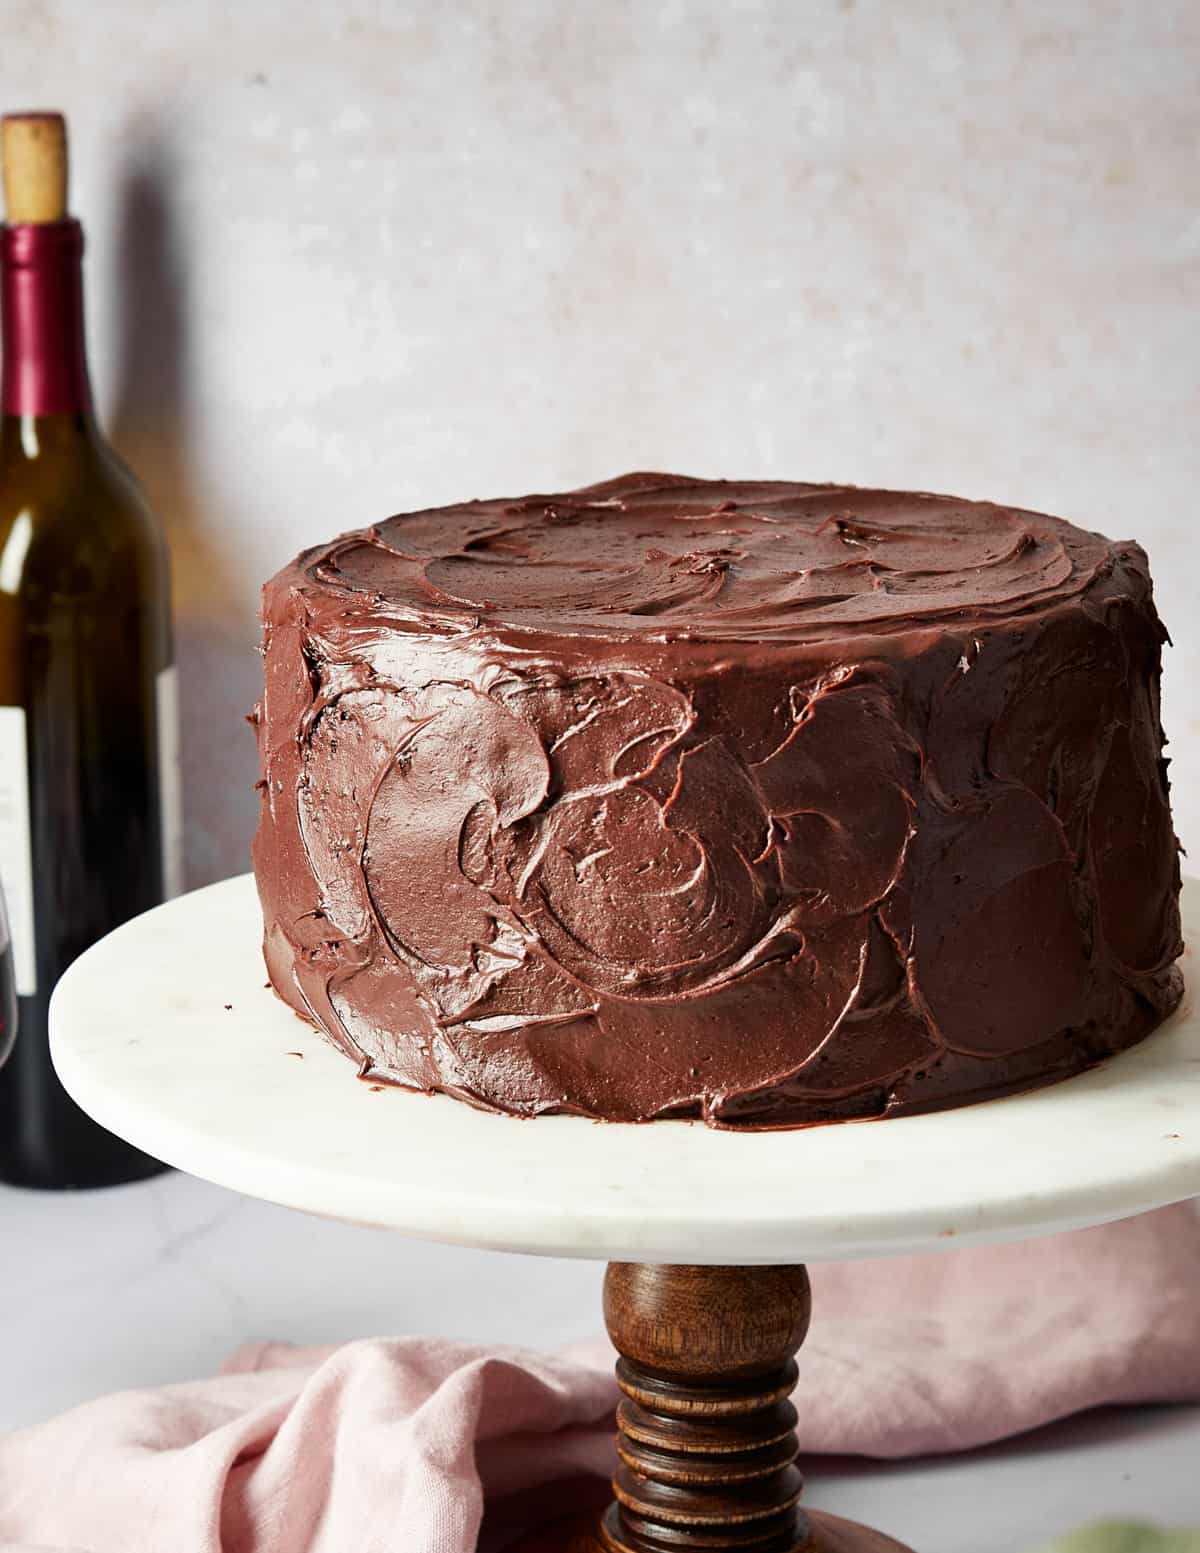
[1,1203,1198,1553]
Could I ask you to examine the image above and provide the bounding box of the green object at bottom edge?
[1032,1524,1200,1553]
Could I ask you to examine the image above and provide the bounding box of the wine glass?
[0,879,16,1068]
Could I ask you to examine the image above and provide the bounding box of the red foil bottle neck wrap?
[1,220,94,417]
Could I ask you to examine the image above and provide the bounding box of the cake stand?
[50,875,1200,1553]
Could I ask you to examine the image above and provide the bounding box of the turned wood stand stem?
[513,1263,911,1553]
[604,1263,812,1552]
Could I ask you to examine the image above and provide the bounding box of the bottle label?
[0,706,37,995]
[156,664,183,899]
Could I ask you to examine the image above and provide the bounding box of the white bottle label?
[0,705,37,995]
[156,664,184,899]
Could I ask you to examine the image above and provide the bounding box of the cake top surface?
[292,471,1127,645]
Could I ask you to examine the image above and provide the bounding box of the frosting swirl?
[311,472,1105,642]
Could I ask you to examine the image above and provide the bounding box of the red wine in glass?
[0,884,16,1068]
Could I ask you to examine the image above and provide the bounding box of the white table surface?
[3,1171,1198,1552]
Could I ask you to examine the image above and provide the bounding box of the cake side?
[250,475,1183,1127]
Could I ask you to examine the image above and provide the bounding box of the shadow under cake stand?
[50,875,1200,1553]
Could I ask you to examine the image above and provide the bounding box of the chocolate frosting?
[251,473,1183,1126]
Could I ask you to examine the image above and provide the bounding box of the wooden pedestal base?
[510,1264,913,1553]
[513,1506,912,1553]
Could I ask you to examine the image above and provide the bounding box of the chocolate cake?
[251,473,1183,1127]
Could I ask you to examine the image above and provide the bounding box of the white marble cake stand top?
[49,873,1200,1265]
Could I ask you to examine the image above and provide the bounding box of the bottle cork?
[2,111,68,223]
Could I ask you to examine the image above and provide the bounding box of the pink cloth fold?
[2,1204,1198,1553]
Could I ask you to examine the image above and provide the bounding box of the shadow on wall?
[108,132,261,889]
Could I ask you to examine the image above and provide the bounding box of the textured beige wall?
[1,0,1197,882]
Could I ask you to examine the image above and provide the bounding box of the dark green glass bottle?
[0,112,180,1188]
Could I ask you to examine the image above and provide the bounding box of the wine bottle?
[0,112,181,1188]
